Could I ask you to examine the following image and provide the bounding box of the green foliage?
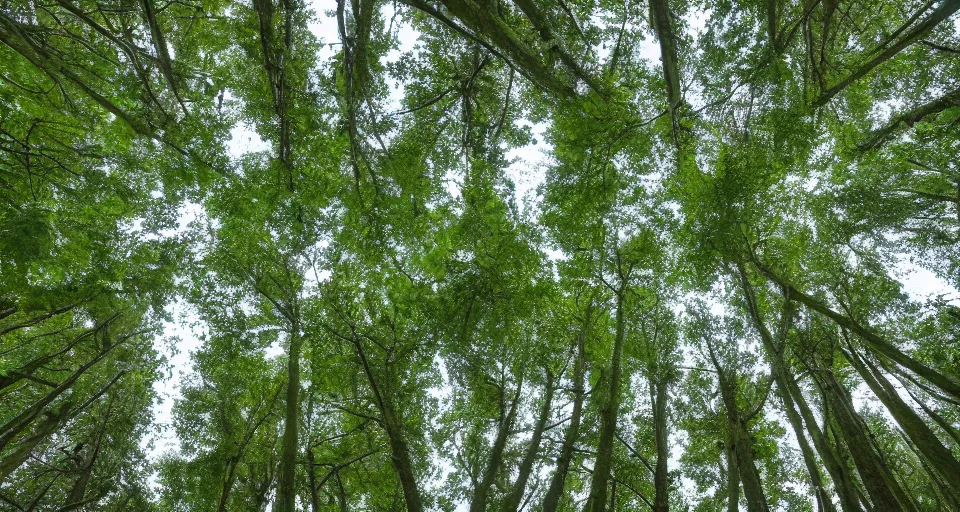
[3,0,960,510]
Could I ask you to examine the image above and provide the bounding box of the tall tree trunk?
[736,264,853,511]
[471,379,523,512]
[542,319,588,512]
[766,0,779,51]
[502,372,554,512]
[382,400,424,512]
[706,334,769,512]
[350,329,424,512]
[845,347,960,506]
[750,259,960,402]
[813,0,960,106]
[0,401,73,480]
[649,0,681,109]
[724,426,741,512]
[60,412,108,512]
[0,318,105,392]
[585,292,627,512]
[816,367,917,511]
[274,328,302,512]
[0,342,119,453]
[651,377,670,512]
[719,377,769,511]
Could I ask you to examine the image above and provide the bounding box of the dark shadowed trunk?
[736,264,853,511]
[542,315,589,512]
[815,367,917,511]
[585,291,627,512]
[845,347,960,507]
[471,379,523,512]
[706,336,769,512]
[275,327,302,512]
[502,372,554,512]
[750,259,960,402]
[652,377,670,512]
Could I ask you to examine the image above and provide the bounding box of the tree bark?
[0,401,73,480]
[649,0,682,122]
[585,292,627,512]
[274,329,302,512]
[724,425,740,512]
[813,0,960,106]
[471,379,523,512]
[0,341,120,453]
[542,315,589,512]
[651,377,670,512]
[736,264,854,511]
[816,367,917,511]
[859,87,960,150]
[502,372,554,512]
[845,347,960,506]
[750,258,960,402]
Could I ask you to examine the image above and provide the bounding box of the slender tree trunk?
[845,347,960,506]
[816,368,917,511]
[649,0,681,110]
[542,321,588,512]
[585,292,627,512]
[719,378,769,512]
[471,380,522,512]
[0,401,73,480]
[706,333,769,512]
[736,265,852,511]
[351,331,424,512]
[61,416,107,512]
[0,342,119,452]
[725,426,740,512]
[274,328,302,512]
[218,456,240,512]
[382,402,424,512]
[751,259,960,402]
[0,322,100,392]
[651,377,670,512]
[306,447,320,512]
[814,0,960,106]
[502,372,554,512]
[766,0,779,51]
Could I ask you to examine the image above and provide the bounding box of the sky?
[143,1,960,507]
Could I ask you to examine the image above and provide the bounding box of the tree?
[3,0,960,510]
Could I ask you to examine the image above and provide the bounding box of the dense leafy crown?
[1,0,959,510]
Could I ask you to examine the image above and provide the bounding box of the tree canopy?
[1,0,959,510]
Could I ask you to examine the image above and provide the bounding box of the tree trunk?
[845,347,960,506]
[60,412,108,512]
[813,0,960,106]
[0,401,73,480]
[382,403,424,512]
[0,342,119,453]
[751,259,960,402]
[649,0,681,110]
[736,264,854,511]
[816,368,917,511]
[542,319,588,512]
[706,334,769,512]
[471,379,522,512]
[651,377,670,512]
[585,292,627,512]
[725,426,740,512]
[502,372,554,512]
[274,328,302,512]
[859,86,960,149]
